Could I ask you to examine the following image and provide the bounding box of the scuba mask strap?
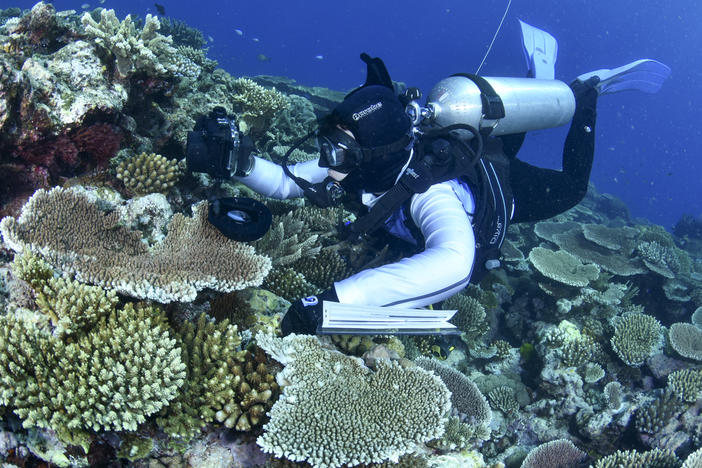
[281,131,347,208]
[359,133,414,163]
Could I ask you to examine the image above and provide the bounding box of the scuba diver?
[186,24,670,337]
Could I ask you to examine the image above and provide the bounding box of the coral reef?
[255,333,451,467]
[0,187,271,302]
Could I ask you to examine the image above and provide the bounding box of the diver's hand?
[281,287,339,336]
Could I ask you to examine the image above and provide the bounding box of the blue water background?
[11,0,702,230]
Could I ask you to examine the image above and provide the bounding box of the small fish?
[154,3,166,15]
[257,54,271,62]
[314,55,324,60]
[99,0,105,3]
[252,37,260,43]
[234,29,243,36]
[81,3,90,8]
[208,35,214,42]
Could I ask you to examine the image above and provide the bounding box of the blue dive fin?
[519,20,558,80]
[577,59,672,95]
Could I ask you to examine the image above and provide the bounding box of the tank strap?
[451,73,506,120]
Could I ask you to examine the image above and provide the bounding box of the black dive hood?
[281,53,414,207]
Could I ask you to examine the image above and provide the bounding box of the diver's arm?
[334,182,476,308]
[234,156,328,199]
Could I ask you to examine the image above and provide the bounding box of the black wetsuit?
[502,81,598,223]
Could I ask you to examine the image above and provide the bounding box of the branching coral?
[0,302,186,437]
[610,313,663,367]
[636,389,685,433]
[667,369,702,403]
[263,266,318,302]
[444,293,489,346]
[81,9,178,79]
[256,333,451,467]
[254,211,321,267]
[591,448,681,468]
[156,314,278,440]
[292,248,352,291]
[115,152,184,195]
[0,188,271,303]
[230,78,289,136]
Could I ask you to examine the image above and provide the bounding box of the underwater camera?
[185,106,241,179]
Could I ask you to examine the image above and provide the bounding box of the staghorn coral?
[610,313,663,367]
[528,246,600,287]
[0,302,186,437]
[591,448,681,467]
[669,323,702,361]
[0,188,271,303]
[81,9,178,79]
[254,211,322,267]
[667,369,702,403]
[414,357,492,429]
[256,333,451,468]
[521,439,586,468]
[230,78,290,136]
[156,314,278,440]
[636,389,685,433]
[115,152,184,195]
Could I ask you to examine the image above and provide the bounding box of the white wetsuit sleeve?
[334,182,476,308]
[234,156,328,199]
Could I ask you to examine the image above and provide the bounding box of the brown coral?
[0,187,271,303]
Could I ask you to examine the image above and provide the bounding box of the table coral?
[255,333,451,468]
[521,439,586,468]
[528,246,600,287]
[0,187,271,303]
[669,322,702,361]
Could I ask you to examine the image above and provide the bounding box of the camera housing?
[186,106,241,179]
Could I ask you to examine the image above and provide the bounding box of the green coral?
[0,302,186,437]
[263,266,318,302]
[254,211,321,267]
[116,152,184,195]
[231,77,289,136]
[156,315,278,440]
[429,416,482,451]
[667,369,702,403]
[81,9,178,79]
[669,322,702,361]
[117,434,154,461]
[610,313,663,367]
[591,448,681,468]
[256,333,451,467]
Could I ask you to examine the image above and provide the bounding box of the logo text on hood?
[353,102,382,121]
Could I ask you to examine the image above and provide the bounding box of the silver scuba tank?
[417,76,575,136]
